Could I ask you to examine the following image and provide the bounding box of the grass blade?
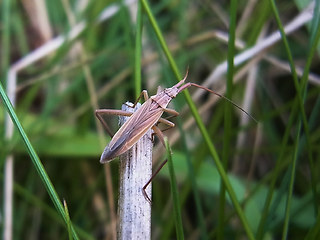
[256,2,320,238]
[177,119,208,239]
[0,81,80,240]
[219,0,237,238]
[165,137,184,240]
[281,128,300,240]
[141,1,255,239]
[63,199,73,240]
[134,0,143,98]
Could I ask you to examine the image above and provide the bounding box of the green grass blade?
[219,0,237,238]
[270,0,314,203]
[299,3,320,215]
[165,137,184,240]
[141,0,180,79]
[0,82,80,240]
[1,0,10,79]
[256,96,299,239]
[309,1,320,46]
[8,176,94,239]
[141,1,255,239]
[304,211,320,240]
[63,200,73,240]
[271,1,319,235]
[269,0,309,123]
[269,2,304,238]
[177,120,208,239]
[281,127,300,240]
[134,0,143,98]
[256,2,320,238]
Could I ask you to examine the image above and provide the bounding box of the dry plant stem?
[3,92,14,240]
[232,62,258,174]
[192,2,314,101]
[3,156,13,240]
[4,43,16,240]
[21,0,53,42]
[232,28,266,174]
[17,29,244,94]
[236,0,257,37]
[118,103,153,240]
[4,74,14,238]
[264,55,320,85]
[246,123,263,188]
[8,0,137,98]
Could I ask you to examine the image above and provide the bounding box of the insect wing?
[100,131,130,162]
[100,100,163,162]
[123,102,163,149]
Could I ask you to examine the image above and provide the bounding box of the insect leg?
[142,158,168,204]
[161,107,180,123]
[163,107,179,117]
[96,108,174,137]
[126,90,149,108]
[152,125,166,146]
[142,125,168,203]
[157,118,175,127]
[155,107,180,133]
[95,109,133,137]
[154,119,175,136]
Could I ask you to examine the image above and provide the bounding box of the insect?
[95,71,256,201]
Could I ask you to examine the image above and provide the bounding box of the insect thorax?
[151,90,176,108]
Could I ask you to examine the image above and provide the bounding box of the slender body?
[96,73,256,163]
[98,79,183,162]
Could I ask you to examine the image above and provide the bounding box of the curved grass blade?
[165,137,184,240]
[256,2,320,239]
[0,81,80,240]
[141,1,255,239]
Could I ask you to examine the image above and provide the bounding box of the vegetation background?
[1,0,319,239]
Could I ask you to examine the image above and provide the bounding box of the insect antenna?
[178,82,258,123]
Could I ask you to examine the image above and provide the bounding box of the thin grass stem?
[219,0,237,238]
[165,137,184,240]
[0,82,80,240]
[134,0,143,99]
[141,1,255,239]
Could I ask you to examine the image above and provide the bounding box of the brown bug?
[95,72,256,201]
